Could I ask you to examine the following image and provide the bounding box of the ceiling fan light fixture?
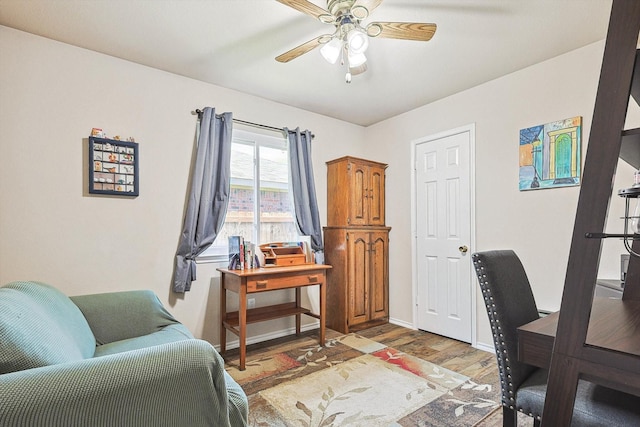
[274,0,438,83]
[349,62,367,76]
[320,37,343,64]
[347,28,369,54]
[348,51,367,67]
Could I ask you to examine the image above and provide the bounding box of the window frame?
[196,128,296,264]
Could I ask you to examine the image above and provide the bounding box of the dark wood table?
[217,264,331,370]
[517,311,558,369]
[517,297,640,371]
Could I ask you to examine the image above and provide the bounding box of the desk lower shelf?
[223,302,313,330]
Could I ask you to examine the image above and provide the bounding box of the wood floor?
[222,322,535,426]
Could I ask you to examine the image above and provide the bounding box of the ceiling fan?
[275,0,437,83]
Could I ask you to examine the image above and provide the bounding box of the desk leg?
[220,274,226,355]
[239,285,247,371]
[319,280,326,346]
[295,287,301,336]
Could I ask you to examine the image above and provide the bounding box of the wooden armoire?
[323,156,391,333]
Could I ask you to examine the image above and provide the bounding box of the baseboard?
[214,320,321,352]
[389,317,417,330]
[474,341,495,354]
[389,317,495,355]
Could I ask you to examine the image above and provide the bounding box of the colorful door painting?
[519,116,582,191]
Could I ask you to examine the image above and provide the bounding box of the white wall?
[0,26,367,346]
[3,25,637,351]
[363,40,640,348]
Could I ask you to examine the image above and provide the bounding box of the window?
[197,129,299,263]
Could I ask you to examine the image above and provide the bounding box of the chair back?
[472,250,541,407]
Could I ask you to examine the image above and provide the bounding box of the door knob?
[459,245,469,254]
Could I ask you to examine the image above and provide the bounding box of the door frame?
[410,123,477,347]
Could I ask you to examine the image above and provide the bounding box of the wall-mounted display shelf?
[88,136,139,197]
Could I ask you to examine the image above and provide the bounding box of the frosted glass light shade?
[348,51,367,67]
[320,38,342,64]
[350,62,367,76]
[347,29,369,54]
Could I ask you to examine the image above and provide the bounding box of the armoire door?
[347,231,370,326]
[369,230,389,320]
[348,162,369,226]
[368,165,386,226]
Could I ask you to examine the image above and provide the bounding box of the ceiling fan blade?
[275,0,331,20]
[367,22,437,41]
[275,35,326,63]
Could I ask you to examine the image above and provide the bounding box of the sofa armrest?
[0,340,247,427]
[70,290,190,344]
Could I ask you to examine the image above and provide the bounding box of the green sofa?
[0,281,248,426]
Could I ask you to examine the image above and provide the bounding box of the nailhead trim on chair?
[473,255,515,407]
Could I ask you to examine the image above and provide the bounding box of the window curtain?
[285,127,323,254]
[173,107,233,293]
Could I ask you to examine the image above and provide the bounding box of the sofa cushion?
[71,289,186,345]
[0,281,96,374]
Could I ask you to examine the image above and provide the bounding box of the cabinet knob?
[308,275,318,283]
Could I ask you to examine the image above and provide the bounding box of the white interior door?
[414,126,473,342]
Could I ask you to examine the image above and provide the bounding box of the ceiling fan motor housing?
[327,0,359,18]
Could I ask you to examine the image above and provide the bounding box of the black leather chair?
[472,250,640,427]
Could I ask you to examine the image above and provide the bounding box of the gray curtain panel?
[285,127,323,252]
[173,108,233,293]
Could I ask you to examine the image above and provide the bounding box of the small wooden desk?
[518,297,640,371]
[218,264,331,370]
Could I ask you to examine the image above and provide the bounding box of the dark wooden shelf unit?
[539,1,640,425]
[620,50,640,168]
[620,127,640,169]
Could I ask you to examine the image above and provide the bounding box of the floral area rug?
[226,333,500,426]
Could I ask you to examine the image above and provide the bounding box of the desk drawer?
[247,271,324,292]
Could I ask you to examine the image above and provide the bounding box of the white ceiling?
[0,0,613,126]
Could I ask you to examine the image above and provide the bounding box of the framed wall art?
[519,116,582,191]
[89,136,139,196]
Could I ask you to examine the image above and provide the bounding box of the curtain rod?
[194,109,314,139]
